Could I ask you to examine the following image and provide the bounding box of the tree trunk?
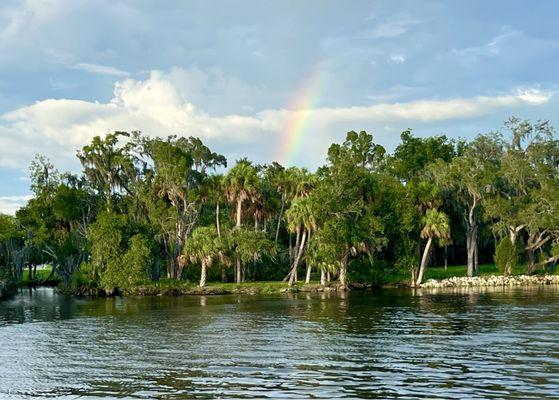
[465,200,478,277]
[327,270,331,282]
[288,229,307,286]
[221,265,227,282]
[199,260,207,287]
[466,224,477,277]
[236,256,242,284]
[216,203,221,238]
[275,196,286,243]
[444,245,448,271]
[236,197,243,228]
[527,249,536,274]
[305,263,312,284]
[294,228,301,266]
[320,268,326,285]
[288,234,293,264]
[416,237,433,286]
[526,231,549,274]
[339,253,348,287]
[474,239,479,274]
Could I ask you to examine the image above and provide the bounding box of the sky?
[0,0,558,214]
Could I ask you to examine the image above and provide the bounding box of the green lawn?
[384,263,496,285]
[383,262,544,285]
[22,266,60,285]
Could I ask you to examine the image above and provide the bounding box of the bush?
[494,237,518,275]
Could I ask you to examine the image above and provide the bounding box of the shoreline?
[67,281,374,297]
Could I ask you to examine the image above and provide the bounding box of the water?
[1,287,559,398]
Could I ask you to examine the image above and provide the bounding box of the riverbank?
[111,281,364,296]
[421,274,559,288]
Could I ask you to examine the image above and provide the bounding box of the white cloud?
[389,54,406,63]
[366,22,409,39]
[73,62,129,77]
[0,195,33,215]
[0,70,552,174]
[514,89,550,105]
[451,27,522,59]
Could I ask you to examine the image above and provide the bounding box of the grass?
[22,266,60,286]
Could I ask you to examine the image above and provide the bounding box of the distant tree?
[284,198,316,285]
[224,159,260,228]
[494,237,518,276]
[184,226,224,287]
[416,209,451,286]
[228,228,276,283]
[433,134,503,277]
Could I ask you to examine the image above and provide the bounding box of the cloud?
[73,62,130,77]
[365,22,409,39]
[362,17,420,40]
[451,27,523,59]
[0,195,32,215]
[0,70,552,173]
[389,54,406,63]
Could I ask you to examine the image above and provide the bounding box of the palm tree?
[229,228,276,283]
[285,198,316,286]
[305,231,337,285]
[184,226,223,287]
[416,209,451,286]
[223,159,259,228]
[203,174,224,238]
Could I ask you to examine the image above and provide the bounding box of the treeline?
[1,117,558,293]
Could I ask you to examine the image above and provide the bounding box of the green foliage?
[494,237,519,275]
[7,118,559,292]
[421,209,451,244]
[89,212,154,293]
[390,130,456,181]
[229,228,276,266]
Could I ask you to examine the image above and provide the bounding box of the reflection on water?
[1,286,559,398]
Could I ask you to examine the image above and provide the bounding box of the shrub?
[494,237,518,275]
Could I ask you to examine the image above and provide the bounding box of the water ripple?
[1,287,559,398]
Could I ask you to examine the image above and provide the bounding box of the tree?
[433,134,502,277]
[144,136,225,279]
[390,130,456,183]
[184,226,224,287]
[224,159,259,228]
[77,132,137,210]
[416,209,451,286]
[284,198,316,285]
[494,237,518,275]
[89,212,153,293]
[309,131,386,287]
[228,228,276,283]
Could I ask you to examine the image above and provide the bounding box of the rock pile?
[421,274,559,288]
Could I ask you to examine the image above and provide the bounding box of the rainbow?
[277,60,328,166]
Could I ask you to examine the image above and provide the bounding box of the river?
[1,286,559,398]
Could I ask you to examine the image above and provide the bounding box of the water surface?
[1,286,559,398]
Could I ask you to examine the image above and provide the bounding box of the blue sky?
[0,0,558,213]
